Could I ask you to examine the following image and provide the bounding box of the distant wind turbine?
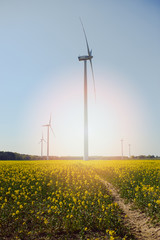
[43,115,55,160]
[129,144,131,158]
[78,18,96,161]
[121,139,124,159]
[39,132,46,158]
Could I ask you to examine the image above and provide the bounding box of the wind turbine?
[43,115,55,160]
[39,132,46,158]
[121,139,124,159]
[129,144,131,158]
[78,19,96,161]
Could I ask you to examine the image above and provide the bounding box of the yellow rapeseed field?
[89,160,160,223]
[1,159,159,239]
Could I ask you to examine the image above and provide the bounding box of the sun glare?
[29,68,144,157]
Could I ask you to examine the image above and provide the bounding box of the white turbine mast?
[43,115,55,160]
[121,139,124,159]
[39,132,46,158]
[78,18,96,161]
[129,143,131,158]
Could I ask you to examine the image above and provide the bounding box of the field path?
[100,178,160,240]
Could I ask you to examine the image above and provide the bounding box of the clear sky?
[0,0,160,157]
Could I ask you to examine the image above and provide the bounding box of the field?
[92,160,160,223]
[0,160,160,239]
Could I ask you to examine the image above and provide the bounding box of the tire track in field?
[100,177,160,240]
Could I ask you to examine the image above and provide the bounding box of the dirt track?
[100,178,160,240]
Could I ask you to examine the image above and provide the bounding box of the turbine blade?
[79,18,90,56]
[50,126,56,137]
[42,124,48,127]
[89,59,96,101]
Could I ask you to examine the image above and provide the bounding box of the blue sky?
[0,0,160,157]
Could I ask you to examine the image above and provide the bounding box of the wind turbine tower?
[121,139,124,159]
[129,144,131,158]
[39,133,46,158]
[43,115,54,160]
[78,19,96,161]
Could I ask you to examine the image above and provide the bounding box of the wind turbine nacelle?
[78,55,93,61]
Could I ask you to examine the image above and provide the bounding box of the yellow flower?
[16,210,19,214]
[44,218,48,224]
[156,200,160,204]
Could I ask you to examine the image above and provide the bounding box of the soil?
[100,178,160,240]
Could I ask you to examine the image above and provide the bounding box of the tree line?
[0,151,159,160]
[0,151,39,160]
